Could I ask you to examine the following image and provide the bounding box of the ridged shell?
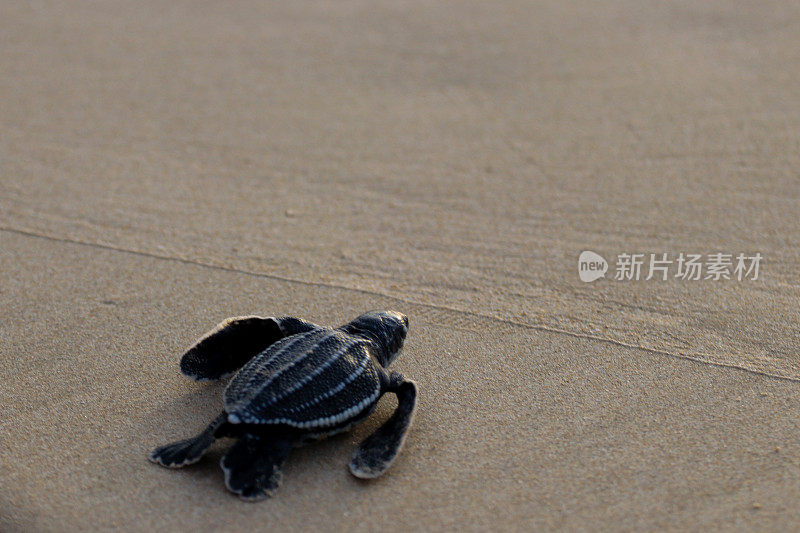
[224,328,381,428]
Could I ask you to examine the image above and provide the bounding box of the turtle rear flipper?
[149,413,227,468]
[180,316,318,380]
[349,373,418,479]
[221,434,294,501]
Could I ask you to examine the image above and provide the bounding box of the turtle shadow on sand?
[145,311,418,501]
[141,385,398,494]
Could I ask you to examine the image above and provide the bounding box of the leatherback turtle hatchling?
[149,310,417,501]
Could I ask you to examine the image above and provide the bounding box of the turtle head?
[345,310,409,366]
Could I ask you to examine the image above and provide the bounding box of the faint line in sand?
[2,224,798,384]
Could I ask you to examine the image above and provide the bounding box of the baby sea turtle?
[149,310,417,501]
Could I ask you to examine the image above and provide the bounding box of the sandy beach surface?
[2,1,800,530]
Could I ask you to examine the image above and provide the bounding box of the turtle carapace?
[149,310,418,501]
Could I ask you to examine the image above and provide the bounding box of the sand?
[2,1,800,530]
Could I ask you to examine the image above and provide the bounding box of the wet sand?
[2,1,800,530]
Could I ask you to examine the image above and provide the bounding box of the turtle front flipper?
[221,434,294,501]
[149,412,227,468]
[349,373,418,479]
[180,316,318,380]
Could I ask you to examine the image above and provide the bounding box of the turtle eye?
[391,334,403,355]
[394,327,406,349]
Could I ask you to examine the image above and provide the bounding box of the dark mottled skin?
[149,310,418,501]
